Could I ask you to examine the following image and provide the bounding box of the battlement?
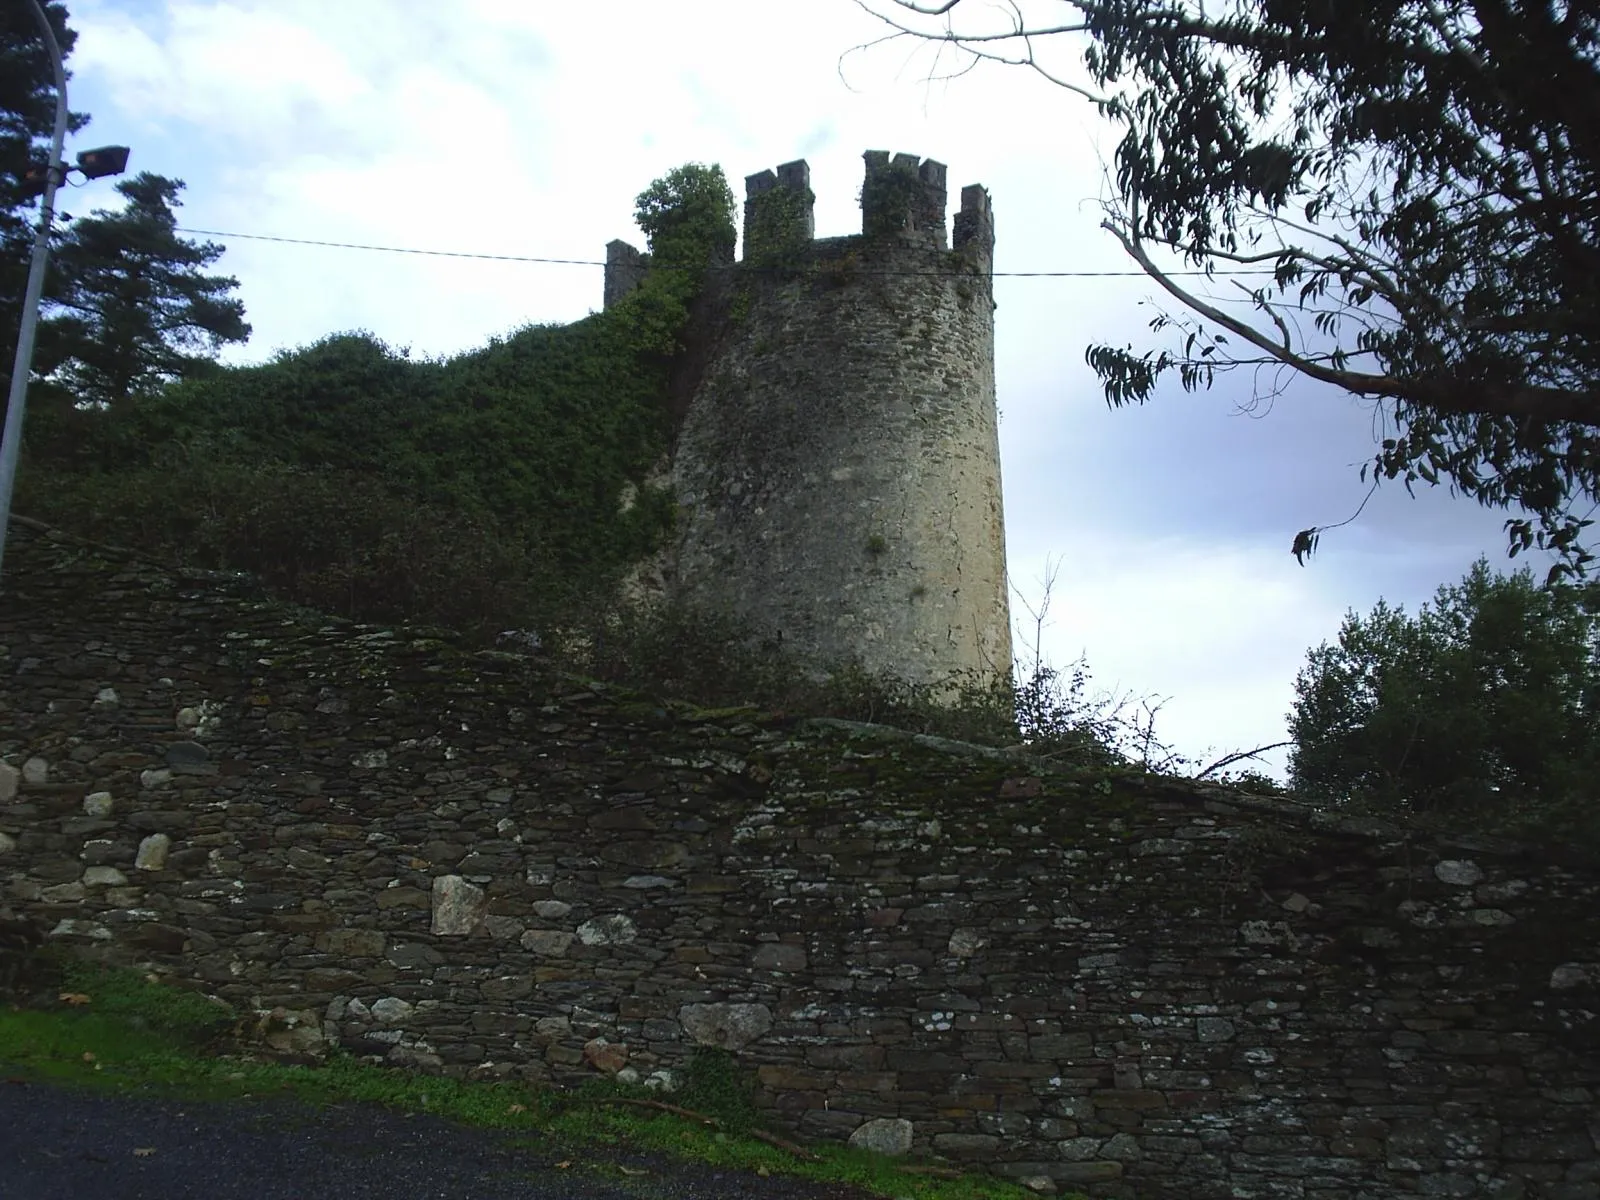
[602,239,650,311]
[953,183,993,253]
[732,152,990,267]
[861,151,949,247]
[742,159,815,261]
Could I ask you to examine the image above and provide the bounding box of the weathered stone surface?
[1551,963,1592,990]
[0,761,19,802]
[948,927,988,956]
[133,834,170,871]
[315,928,386,957]
[583,1037,628,1074]
[1055,1162,1124,1185]
[848,1117,913,1157]
[82,866,127,887]
[933,1132,999,1155]
[1436,859,1485,886]
[1197,1017,1236,1042]
[429,875,486,935]
[751,943,806,972]
[242,1007,328,1061]
[520,929,574,956]
[680,1002,772,1051]
[369,997,414,1024]
[48,919,110,940]
[165,741,213,774]
[83,792,114,818]
[577,914,636,946]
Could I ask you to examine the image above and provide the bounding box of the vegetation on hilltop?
[15,164,737,642]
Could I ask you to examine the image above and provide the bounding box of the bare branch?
[1195,741,1296,781]
[1104,219,1600,428]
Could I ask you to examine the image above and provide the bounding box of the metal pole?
[0,0,69,583]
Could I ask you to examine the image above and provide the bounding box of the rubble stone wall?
[2,520,1598,1199]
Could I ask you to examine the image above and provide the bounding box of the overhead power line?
[175,226,1278,279]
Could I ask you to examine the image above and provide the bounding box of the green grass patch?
[1,962,1038,1199]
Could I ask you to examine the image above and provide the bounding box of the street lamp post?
[0,0,130,583]
[0,0,70,583]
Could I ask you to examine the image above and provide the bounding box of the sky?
[48,0,1568,781]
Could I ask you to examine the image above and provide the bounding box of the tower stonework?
[666,151,1011,692]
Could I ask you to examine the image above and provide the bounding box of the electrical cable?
[174,226,1279,279]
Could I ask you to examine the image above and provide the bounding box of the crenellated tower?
[605,152,1011,694]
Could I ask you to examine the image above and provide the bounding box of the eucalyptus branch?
[1106,219,1600,426]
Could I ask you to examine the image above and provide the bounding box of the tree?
[1288,559,1600,840]
[618,163,735,357]
[633,162,736,267]
[853,1,1600,580]
[1,1,86,385]
[37,172,249,407]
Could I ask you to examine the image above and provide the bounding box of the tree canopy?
[854,0,1600,580]
[35,172,249,407]
[1288,558,1600,845]
[2,5,249,410]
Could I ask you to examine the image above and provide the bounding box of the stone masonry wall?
[2,519,1599,1199]
[667,152,1012,692]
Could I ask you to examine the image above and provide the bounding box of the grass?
[1,959,1039,1200]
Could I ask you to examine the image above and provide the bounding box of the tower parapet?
[602,239,649,310]
[861,151,949,247]
[742,160,814,263]
[953,183,994,259]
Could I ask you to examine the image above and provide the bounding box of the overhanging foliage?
[854,0,1600,579]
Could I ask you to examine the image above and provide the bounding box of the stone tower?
[606,152,1011,693]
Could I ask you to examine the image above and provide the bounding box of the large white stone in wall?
[134,833,170,871]
[576,914,636,946]
[430,875,486,935]
[1435,859,1484,886]
[83,791,114,817]
[679,1002,772,1051]
[849,1117,914,1157]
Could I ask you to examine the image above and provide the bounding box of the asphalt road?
[0,1077,879,1200]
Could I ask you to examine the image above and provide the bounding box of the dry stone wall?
[2,519,1599,1200]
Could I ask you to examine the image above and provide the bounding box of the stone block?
[1054,1162,1124,1185]
[521,929,574,956]
[752,942,806,972]
[577,914,636,945]
[932,1132,1000,1156]
[134,834,170,871]
[848,1117,913,1157]
[583,1037,628,1074]
[481,975,533,1002]
[680,1002,772,1051]
[82,792,114,817]
[316,928,387,958]
[430,875,487,935]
